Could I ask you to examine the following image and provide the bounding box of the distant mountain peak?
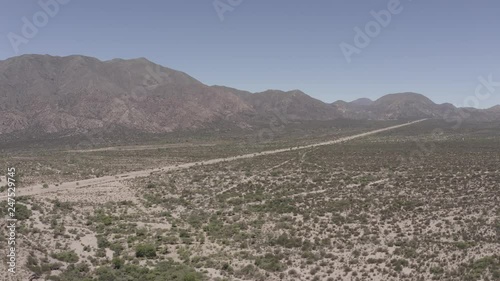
[374,92,435,104]
[350,98,373,106]
[0,54,499,141]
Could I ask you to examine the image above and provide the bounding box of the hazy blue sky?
[1,0,499,108]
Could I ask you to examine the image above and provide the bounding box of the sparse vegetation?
[2,120,499,280]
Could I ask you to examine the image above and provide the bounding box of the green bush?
[51,250,79,263]
[15,203,31,220]
[111,258,124,269]
[97,236,110,248]
[135,244,157,258]
[255,253,284,272]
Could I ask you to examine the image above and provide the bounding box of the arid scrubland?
[1,120,499,281]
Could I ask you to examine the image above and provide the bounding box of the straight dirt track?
[2,119,426,198]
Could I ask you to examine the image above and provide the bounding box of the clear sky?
[1,0,499,108]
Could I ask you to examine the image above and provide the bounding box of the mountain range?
[1,54,499,141]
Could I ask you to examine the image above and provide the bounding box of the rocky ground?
[1,119,499,281]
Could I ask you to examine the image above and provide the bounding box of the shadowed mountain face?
[0,55,499,140]
[0,55,254,135]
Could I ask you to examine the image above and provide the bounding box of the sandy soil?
[0,119,426,200]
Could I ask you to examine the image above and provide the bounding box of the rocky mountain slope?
[0,55,255,136]
[0,54,498,141]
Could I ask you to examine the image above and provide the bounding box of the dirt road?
[1,119,426,198]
